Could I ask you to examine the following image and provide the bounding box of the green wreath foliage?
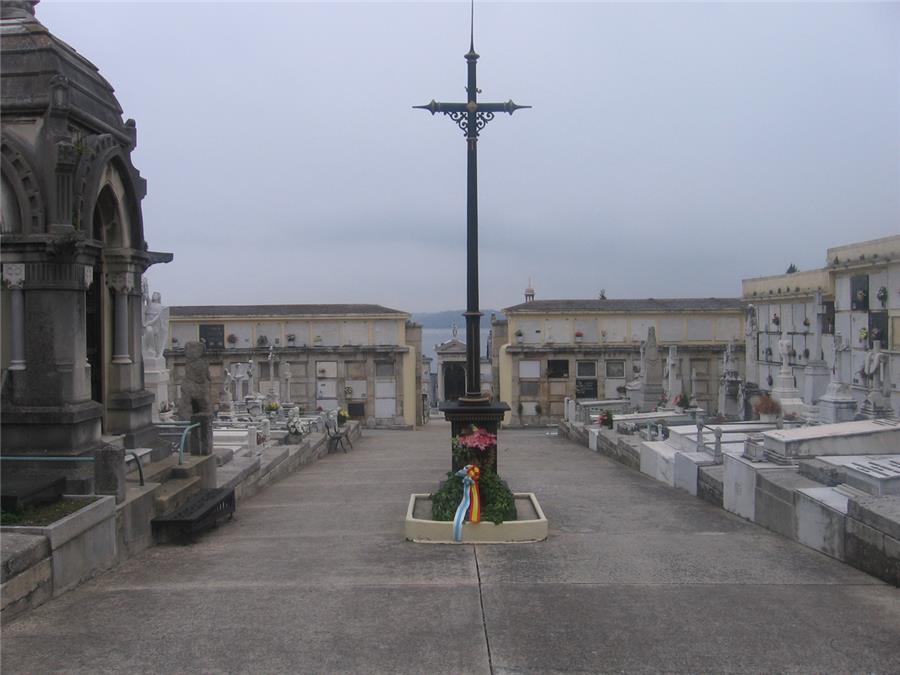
[430,468,517,525]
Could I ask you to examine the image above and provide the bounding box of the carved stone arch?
[75,136,144,249]
[90,161,138,249]
[0,132,45,234]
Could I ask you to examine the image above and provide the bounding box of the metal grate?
[152,488,235,543]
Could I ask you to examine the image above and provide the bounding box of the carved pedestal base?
[440,400,510,474]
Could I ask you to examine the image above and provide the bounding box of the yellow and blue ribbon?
[452,464,482,542]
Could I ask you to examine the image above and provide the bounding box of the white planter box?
[404,493,548,544]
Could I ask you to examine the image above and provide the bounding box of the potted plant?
[877,286,888,307]
[227,333,238,346]
[858,327,868,344]
[754,394,781,422]
[514,329,524,344]
[772,313,780,327]
[574,330,584,343]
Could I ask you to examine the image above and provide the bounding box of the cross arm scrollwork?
[414,99,530,138]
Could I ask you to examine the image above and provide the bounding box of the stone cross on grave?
[266,344,277,400]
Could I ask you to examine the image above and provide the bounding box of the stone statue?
[178,341,211,418]
[665,345,681,398]
[862,341,888,395]
[778,329,792,373]
[723,340,737,376]
[142,281,169,361]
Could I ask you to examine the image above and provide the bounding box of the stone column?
[3,264,26,371]
[94,445,126,504]
[109,272,133,365]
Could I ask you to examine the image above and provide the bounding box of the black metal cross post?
[415,17,529,404]
[416,7,528,472]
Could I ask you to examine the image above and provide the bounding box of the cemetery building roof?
[503,298,744,313]
[1,2,128,138]
[170,304,408,318]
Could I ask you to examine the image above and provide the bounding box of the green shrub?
[430,468,517,525]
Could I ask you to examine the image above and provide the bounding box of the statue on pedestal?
[141,279,169,367]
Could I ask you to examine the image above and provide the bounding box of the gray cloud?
[41,1,900,311]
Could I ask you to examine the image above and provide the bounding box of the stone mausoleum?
[165,304,422,428]
[494,295,745,425]
[1,0,170,461]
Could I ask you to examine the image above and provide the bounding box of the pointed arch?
[0,132,45,234]
[75,135,145,249]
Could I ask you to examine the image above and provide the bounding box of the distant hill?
[412,310,505,329]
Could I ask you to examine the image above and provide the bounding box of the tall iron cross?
[414,20,529,403]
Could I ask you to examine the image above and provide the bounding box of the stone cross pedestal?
[664,346,683,406]
[818,333,857,423]
[441,401,509,474]
[802,291,831,405]
[718,340,742,419]
[177,341,211,420]
[636,328,664,412]
[771,327,804,415]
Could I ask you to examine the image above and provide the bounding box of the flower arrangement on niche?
[227,333,238,345]
[754,394,781,417]
[674,392,691,409]
[598,410,614,429]
[772,313,780,327]
[286,416,306,437]
[877,286,888,307]
[859,327,868,343]
[802,317,810,328]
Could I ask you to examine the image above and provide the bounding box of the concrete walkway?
[3,423,899,674]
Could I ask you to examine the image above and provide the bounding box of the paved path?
[3,424,899,674]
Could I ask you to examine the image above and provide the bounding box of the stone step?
[154,476,201,516]
[128,454,210,484]
[213,447,234,467]
[128,456,178,484]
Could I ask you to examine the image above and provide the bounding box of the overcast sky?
[40,1,900,312]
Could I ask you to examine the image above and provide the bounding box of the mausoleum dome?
[1,0,127,135]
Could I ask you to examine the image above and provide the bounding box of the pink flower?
[458,427,497,452]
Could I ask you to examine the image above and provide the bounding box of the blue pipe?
[178,423,201,465]
[0,456,94,461]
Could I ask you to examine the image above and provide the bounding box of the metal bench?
[324,415,352,453]
[152,488,235,544]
